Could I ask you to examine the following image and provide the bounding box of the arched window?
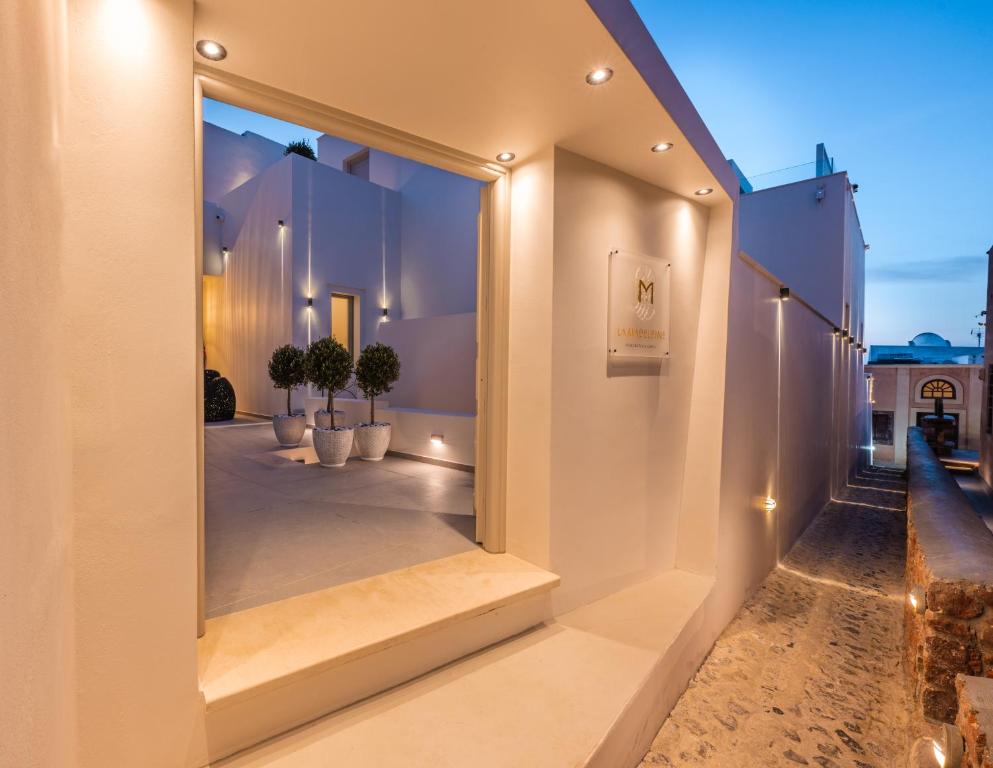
[922,379,956,400]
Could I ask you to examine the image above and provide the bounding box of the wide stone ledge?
[906,427,993,722]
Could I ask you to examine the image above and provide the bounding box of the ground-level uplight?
[585,67,613,85]
[933,723,964,768]
[908,585,926,614]
[430,434,444,446]
[196,40,227,61]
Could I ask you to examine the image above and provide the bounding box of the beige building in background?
[868,363,983,466]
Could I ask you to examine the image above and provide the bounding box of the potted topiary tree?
[354,342,400,461]
[304,336,355,467]
[267,344,307,446]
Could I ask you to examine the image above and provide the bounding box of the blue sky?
[206,2,992,346]
[633,0,993,346]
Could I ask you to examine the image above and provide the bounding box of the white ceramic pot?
[313,427,354,467]
[272,413,306,447]
[356,423,391,461]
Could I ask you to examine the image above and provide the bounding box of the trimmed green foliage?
[304,337,354,428]
[355,342,400,423]
[268,344,306,416]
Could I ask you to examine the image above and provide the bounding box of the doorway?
[195,76,510,632]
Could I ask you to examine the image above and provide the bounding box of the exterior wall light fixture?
[496,152,515,163]
[908,585,926,614]
[278,220,285,228]
[842,329,849,339]
[779,286,790,301]
[694,188,713,196]
[932,723,965,768]
[381,307,389,317]
[651,142,674,153]
[833,327,841,336]
[306,297,313,308]
[585,67,613,85]
[430,434,444,446]
[764,496,777,511]
[196,40,227,61]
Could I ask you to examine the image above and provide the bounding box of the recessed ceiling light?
[694,187,714,196]
[496,152,516,163]
[585,67,613,86]
[196,40,227,61]
[651,142,674,153]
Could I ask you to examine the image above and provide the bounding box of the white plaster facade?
[3,1,868,765]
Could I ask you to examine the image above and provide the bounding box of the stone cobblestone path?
[641,468,920,768]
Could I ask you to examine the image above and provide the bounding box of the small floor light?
[908,585,926,614]
[933,723,964,768]
[430,434,444,446]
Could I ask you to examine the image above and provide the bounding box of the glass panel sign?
[607,249,670,360]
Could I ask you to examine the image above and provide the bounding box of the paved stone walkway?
[641,469,922,768]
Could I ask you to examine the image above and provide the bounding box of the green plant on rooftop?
[284,139,316,161]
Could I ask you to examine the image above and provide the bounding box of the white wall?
[377,313,476,413]
[1,2,74,765]
[740,173,847,326]
[62,1,203,765]
[546,149,711,612]
[203,121,285,203]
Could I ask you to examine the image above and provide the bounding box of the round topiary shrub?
[204,372,236,422]
[355,342,400,424]
[268,344,306,416]
[304,336,354,428]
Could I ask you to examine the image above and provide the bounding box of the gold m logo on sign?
[637,279,655,304]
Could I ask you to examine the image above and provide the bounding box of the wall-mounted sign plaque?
[607,249,670,359]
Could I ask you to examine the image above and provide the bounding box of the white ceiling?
[193,0,729,203]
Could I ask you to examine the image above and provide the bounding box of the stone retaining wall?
[956,675,993,767]
[906,427,993,722]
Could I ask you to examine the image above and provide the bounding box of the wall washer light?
[833,327,841,336]
[496,152,516,163]
[196,40,227,61]
[381,307,389,317]
[651,142,674,153]
[306,297,313,307]
[694,188,714,196]
[779,286,790,301]
[277,219,285,228]
[430,434,444,446]
[585,67,613,85]
[764,497,777,511]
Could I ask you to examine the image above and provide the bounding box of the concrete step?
[199,549,560,763]
[214,568,715,768]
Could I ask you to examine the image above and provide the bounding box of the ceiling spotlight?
[694,188,713,196]
[585,67,613,86]
[196,40,227,61]
[651,142,674,153]
[496,152,516,163]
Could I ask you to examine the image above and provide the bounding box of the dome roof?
[909,332,950,347]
